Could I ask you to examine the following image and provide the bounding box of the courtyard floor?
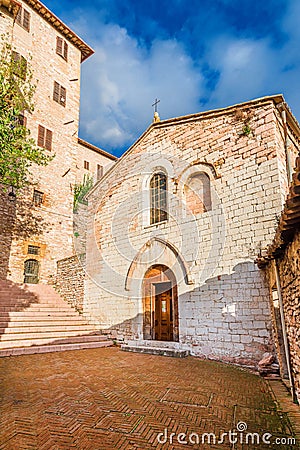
[0,347,299,450]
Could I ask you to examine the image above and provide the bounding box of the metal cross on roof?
[152,98,160,113]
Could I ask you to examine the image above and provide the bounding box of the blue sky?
[44,0,300,156]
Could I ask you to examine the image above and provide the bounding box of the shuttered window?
[38,125,52,151]
[97,164,103,180]
[12,51,27,80]
[15,6,30,32]
[53,81,66,106]
[56,36,68,61]
[84,160,89,170]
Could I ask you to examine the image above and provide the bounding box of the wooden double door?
[143,264,179,342]
[154,282,173,341]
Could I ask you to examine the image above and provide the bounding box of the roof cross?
[152,98,160,113]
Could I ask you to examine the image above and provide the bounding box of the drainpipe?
[281,109,293,184]
[274,260,296,403]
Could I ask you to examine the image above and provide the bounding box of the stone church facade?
[84,95,299,365]
[0,0,116,284]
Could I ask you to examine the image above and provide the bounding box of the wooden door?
[154,283,173,341]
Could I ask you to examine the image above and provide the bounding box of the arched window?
[185,172,212,214]
[150,172,168,224]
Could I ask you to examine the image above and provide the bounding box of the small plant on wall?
[234,107,255,137]
[73,173,94,212]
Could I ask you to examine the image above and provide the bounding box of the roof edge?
[154,94,285,128]
[23,0,94,62]
[86,94,300,199]
[78,138,117,161]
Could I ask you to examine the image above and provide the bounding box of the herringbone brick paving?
[0,347,298,449]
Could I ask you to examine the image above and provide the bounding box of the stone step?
[0,306,79,312]
[125,339,183,349]
[0,312,90,321]
[0,329,101,341]
[121,344,189,358]
[5,308,83,319]
[0,333,107,349]
[0,318,88,326]
[0,324,96,334]
[0,340,113,357]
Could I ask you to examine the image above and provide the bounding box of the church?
[82,95,299,366]
[1,0,299,401]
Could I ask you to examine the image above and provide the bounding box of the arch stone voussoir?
[125,237,193,291]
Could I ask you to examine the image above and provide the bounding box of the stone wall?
[55,253,86,312]
[269,231,300,403]
[75,139,117,184]
[84,98,294,365]
[0,188,16,280]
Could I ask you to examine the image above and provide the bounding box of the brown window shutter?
[45,129,52,151]
[23,9,30,31]
[12,50,20,62]
[53,81,60,103]
[16,7,22,25]
[97,164,103,180]
[56,37,63,56]
[60,86,66,106]
[63,41,68,61]
[38,125,45,147]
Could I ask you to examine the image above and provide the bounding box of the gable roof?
[87,94,300,198]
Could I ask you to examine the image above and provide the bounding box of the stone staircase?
[0,281,113,356]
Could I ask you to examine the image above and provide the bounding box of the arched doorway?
[24,259,39,284]
[143,265,179,342]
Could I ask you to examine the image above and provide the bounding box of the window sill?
[143,220,168,230]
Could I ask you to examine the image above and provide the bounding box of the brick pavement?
[0,347,298,449]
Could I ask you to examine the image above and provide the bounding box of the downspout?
[281,109,293,184]
[274,259,296,403]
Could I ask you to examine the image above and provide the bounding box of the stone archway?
[143,264,179,342]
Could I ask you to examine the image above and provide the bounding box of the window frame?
[15,6,30,32]
[150,172,168,225]
[27,245,40,255]
[56,36,68,61]
[37,125,52,151]
[33,189,44,207]
[53,81,66,107]
[12,51,27,80]
[84,160,90,170]
[97,164,103,180]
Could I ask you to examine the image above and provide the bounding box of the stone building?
[257,155,300,403]
[84,95,299,366]
[0,0,116,284]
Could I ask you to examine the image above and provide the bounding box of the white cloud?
[77,21,204,152]
[205,36,281,108]
[69,0,300,154]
